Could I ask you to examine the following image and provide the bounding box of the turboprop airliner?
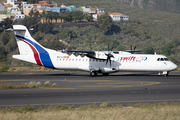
[12,25,177,76]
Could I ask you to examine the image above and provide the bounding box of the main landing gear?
[90,71,110,77]
[90,71,97,77]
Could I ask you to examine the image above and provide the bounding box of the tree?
[142,46,154,54]
[84,15,93,22]
[29,9,34,17]
[1,33,9,45]
[0,46,7,62]
[1,18,13,32]
[161,47,172,56]
[34,11,40,17]
[47,12,54,23]
[22,16,40,34]
[52,12,59,23]
[72,11,83,22]
[96,13,113,35]
[58,13,64,23]
[63,11,72,22]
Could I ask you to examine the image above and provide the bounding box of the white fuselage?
[46,51,177,73]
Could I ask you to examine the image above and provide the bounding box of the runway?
[0,71,180,107]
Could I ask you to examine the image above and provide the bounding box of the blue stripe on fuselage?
[15,35,55,68]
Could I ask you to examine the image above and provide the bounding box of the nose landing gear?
[163,71,169,77]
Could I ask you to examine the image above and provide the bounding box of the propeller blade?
[106,56,109,65]
[109,57,111,67]
[105,44,115,67]
[134,46,136,51]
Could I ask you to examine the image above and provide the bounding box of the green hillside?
[0,0,180,71]
[110,0,180,14]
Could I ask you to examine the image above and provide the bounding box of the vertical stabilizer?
[13,25,42,55]
[12,25,55,68]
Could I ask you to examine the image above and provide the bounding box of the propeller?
[105,44,114,67]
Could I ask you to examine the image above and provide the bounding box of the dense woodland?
[0,0,180,71]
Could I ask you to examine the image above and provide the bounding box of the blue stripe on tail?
[16,35,55,68]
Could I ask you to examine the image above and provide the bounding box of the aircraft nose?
[172,63,177,70]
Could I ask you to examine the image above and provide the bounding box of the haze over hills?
[110,0,180,13]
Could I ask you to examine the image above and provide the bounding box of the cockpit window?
[160,58,164,61]
[157,58,169,61]
[164,58,169,61]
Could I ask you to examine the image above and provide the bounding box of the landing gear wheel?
[164,74,169,77]
[90,71,97,77]
[102,73,109,76]
[163,71,169,77]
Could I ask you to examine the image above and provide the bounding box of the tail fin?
[13,25,55,68]
[13,25,42,55]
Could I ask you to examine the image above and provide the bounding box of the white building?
[96,8,104,14]
[22,2,33,9]
[81,6,104,14]
[8,7,25,19]
[93,12,129,21]
[4,0,18,8]
[4,0,25,20]
[81,6,90,13]
[0,4,5,13]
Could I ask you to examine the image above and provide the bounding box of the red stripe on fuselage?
[17,38,43,66]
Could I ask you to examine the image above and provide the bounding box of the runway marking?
[79,85,114,87]
[0,79,25,82]
[113,73,132,75]
[40,87,76,90]
[67,80,112,82]
[79,81,161,88]
[97,83,127,85]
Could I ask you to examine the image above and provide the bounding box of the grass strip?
[0,81,56,89]
[0,103,180,120]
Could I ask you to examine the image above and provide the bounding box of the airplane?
[11,25,177,77]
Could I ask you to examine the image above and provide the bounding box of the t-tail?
[13,25,55,68]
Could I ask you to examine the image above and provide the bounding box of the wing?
[64,50,106,60]
[124,50,141,53]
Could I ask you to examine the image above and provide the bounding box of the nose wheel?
[163,71,169,77]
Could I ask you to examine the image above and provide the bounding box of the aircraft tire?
[90,71,97,77]
[164,74,169,77]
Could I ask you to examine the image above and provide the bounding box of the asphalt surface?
[0,71,180,107]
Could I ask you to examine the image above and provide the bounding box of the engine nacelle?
[100,67,118,73]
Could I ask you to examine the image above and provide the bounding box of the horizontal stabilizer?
[12,55,36,64]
